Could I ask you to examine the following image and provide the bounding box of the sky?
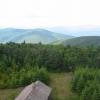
[0,0,100,28]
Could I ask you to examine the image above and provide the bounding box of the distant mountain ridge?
[59,36,100,46]
[1,28,100,46]
[0,28,73,44]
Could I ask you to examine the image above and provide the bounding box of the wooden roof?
[15,80,52,100]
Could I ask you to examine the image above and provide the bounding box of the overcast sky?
[0,0,100,28]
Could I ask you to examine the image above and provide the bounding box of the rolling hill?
[61,36,100,46]
[0,28,73,44]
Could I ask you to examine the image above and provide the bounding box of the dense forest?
[0,42,100,72]
[72,68,100,100]
[0,42,100,99]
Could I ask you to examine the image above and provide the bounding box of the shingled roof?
[15,81,52,100]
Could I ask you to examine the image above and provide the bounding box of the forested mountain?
[54,36,100,46]
[0,28,73,44]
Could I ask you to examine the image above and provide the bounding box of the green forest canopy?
[0,42,100,89]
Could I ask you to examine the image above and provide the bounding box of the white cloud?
[0,0,100,28]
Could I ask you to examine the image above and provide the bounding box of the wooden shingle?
[15,81,52,100]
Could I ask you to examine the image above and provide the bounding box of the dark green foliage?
[34,67,50,85]
[0,42,100,72]
[0,67,50,89]
[71,68,100,100]
[81,81,100,100]
[0,42,100,89]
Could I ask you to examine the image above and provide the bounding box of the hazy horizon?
[0,26,100,36]
[0,0,100,36]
